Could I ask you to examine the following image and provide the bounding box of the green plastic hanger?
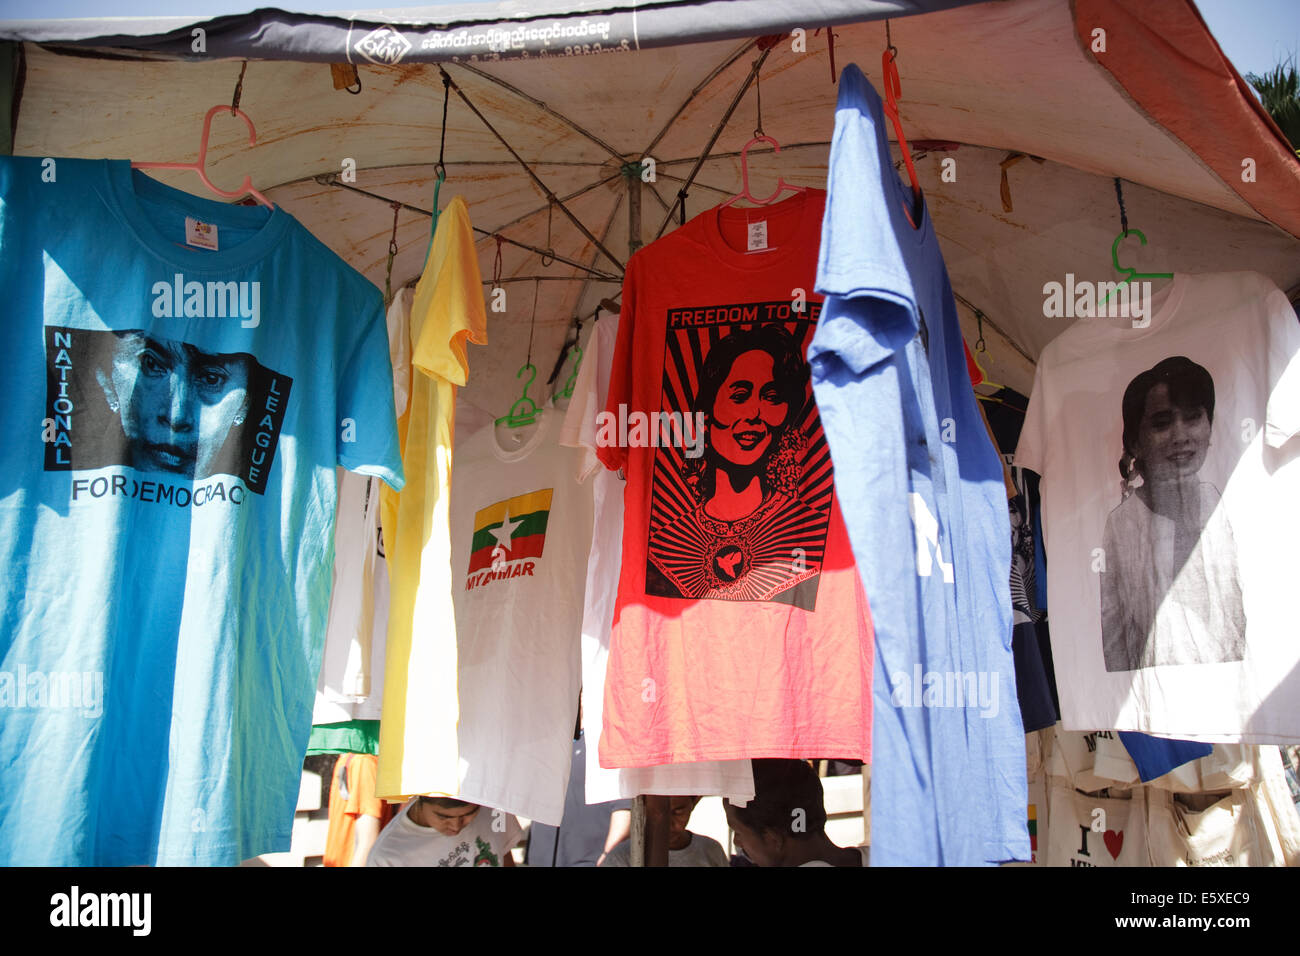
[1101,229,1172,305]
[1102,178,1172,306]
[495,363,541,428]
[496,278,543,429]
[559,344,583,400]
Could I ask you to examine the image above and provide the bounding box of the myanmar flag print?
[467,489,553,576]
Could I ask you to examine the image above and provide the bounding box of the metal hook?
[230,61,247,115]
[388,202,401,257]
[1113,177,1129,236]
[385,202,401,303]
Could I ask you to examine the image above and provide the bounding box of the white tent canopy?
[6,0,1299,420]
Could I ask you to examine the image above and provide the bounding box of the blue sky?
[1198,0,1299,78]
[0,0,1295,79]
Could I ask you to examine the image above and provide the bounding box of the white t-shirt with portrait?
[366,800,522,867]
[1016,272,1300,742]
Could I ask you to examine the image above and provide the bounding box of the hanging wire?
[316,172,620,280]
[812,28,840,85]
[527,278,539,368]
[974,308,986,352]
[230,61,247,115]
[1113,177,1129,236]
[546,311,583,386]
[436,72,450,181]
[653,47,772,240]
[438,64,622,273]
[492,235,504,286]
[425,76,453,243]
[384,202,401,304]
[885,19,897,57]
[541,201,555,267]
[753,58,764,138]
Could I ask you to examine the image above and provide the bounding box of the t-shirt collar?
[98,159,287,272]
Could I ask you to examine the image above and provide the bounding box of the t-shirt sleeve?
[808,62,920,375]
[1014,358,1049,477]
[338,289,405,491]
[597,262,637,473]
[410,196,488,387]
[1263,286,1300,448]
[386,288,413,419]
[354,754,385,820]
[562,312,619,482]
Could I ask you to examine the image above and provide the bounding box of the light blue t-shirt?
[808,65,1027,866]
[0,157,403,865]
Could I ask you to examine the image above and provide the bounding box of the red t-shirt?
[597,188,872,767]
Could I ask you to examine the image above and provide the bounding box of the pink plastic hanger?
[133,104,273,208]
[720,135,806,209]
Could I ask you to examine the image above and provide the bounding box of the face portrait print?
[688,325,807,523]
[1127,383,1211,485]
[1099,356,1246,671]
[94,331,251,480]
[44,324,290,494]
[647,318,833,607]
[710,349,788,471]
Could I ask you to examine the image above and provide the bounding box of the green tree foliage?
[1246,57,1300,152]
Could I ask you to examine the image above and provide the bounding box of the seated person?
[323,753,391,867]
[366,795,521,867]
[598,795,728,867]
[723,759,869,867]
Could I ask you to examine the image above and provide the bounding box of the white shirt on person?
[366,800,522,867]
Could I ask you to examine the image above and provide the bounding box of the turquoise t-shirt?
[0,157,404,865]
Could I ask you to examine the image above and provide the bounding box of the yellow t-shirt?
[377,195,487,799]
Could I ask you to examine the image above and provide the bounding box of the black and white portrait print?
[44,326,291,494]
[1099,355,1246,671]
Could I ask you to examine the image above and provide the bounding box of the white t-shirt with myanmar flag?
[450,407,593,825]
